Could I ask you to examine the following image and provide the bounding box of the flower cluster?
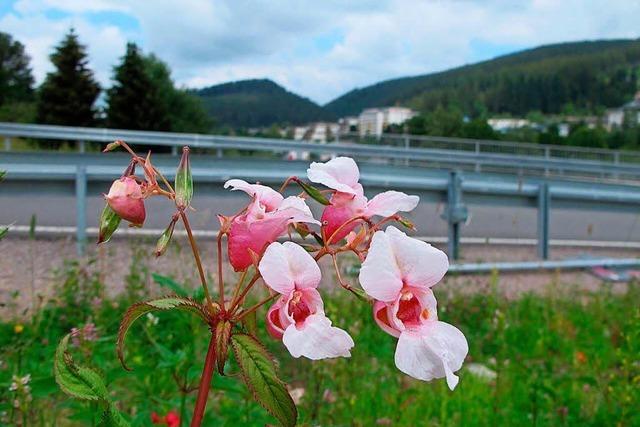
[94,144,469,426]
[221,156,468,389]
[70,322,98,347]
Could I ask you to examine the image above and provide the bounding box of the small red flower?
[150,412,163,424]
[151,410,180,427]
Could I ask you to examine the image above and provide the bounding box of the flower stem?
[216,231,225,308]
[229,273,261,312]
[234,293,278,321]
[190,333,217,427]
[179,211,214,308]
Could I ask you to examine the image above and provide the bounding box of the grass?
[1,256,639,426]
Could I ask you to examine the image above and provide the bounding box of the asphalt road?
[1,191,639,243]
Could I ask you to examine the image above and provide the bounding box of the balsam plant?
[54,142,468,426]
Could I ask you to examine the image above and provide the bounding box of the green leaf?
[98,404,130,427]
[0,170,6,181]
[0,226,7,241]
[54,334,108,401]
[175,147,193,207]
[98,204,122,244]
[241,310,258,337]
[117,296,209,370]
[295,179,330,206]
[231,334,297,427]
[152,273,189,297]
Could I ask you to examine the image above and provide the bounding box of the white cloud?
[2,0,639,104]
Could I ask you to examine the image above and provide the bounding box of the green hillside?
[193,79,336,128]
[325,39,640,117]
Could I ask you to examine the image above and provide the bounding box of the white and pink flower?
[224,179,319,271]
[105,176,146,226]
[259,241,354,360]
[359,226,468,390]
[307,157,419,243]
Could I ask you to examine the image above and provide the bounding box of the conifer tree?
[0,32,34,106]
[106,43,171,131]
[36,29,100,126]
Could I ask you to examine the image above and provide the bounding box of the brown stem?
[331,254,360,298]
[230,273,261,313]
[325,215,366,246]
[180,211,214,307]
[278,176,296,193]
[234,293,278,321]
[216,231,225,308]
[190,333,217,427]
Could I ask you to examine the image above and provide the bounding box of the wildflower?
[151,410,180,427]
[223,179,319,271]
[13,324,24,334]
[359,226,468,390]
[105,176,146,226]
[146,313,160,326]
[259,242,354,359]
[307,157,419,243]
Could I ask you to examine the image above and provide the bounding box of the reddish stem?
[190,333,217,427]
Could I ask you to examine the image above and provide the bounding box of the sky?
[1,0,639,105]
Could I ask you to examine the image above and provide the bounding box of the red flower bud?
[165,411,180,427]
[105,177,146,226]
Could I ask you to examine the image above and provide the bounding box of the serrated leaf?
[117,296,209,370]
[231,334,297,427]
[98,404,130,427]
[241,311,258,337]
[98,204,121,244]
[295,179,330,206]
[54,334,109,401]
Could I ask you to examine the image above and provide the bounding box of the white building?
[487,118,531,133]
[358,107,415,137]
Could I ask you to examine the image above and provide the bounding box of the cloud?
[2,0,639,104]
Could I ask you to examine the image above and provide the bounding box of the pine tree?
[0,32,34,106]
[106,43,171,131]
[36,29,100,126]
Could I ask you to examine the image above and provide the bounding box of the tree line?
[0,29,212,144]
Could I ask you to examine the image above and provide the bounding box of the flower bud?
[215,320,232,375]
[155,217,177,257]
[175,146,193,208]
[105,177,146,226]
[97,203,121,244]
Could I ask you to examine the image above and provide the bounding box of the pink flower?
[224,179,319,271]
[359,226,468,390]
[307,157,419,243]
[105,177,145,226]
[259,241,354,359]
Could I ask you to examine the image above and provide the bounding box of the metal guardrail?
[2,150,640,262]
[2,122,640,183]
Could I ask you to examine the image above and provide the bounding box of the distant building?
[358,107,415,137]
[487,118,530,133]
[338,116,358,134]
[605,91,640,131]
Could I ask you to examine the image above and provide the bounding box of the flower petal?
[307,157,360,195]
[365,191,419,217]
[259,242,321,294]
[373,301,401,338]
[266,296,289,339]
[359,230,403,302]
[278,196,320,225]
[394,321,468,390]
[386,226,449,288]
[224,179,283,211]
[282,314,354,360]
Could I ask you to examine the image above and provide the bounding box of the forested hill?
[193,79,335,128]
[325,39,640,117]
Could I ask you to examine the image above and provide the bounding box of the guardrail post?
[442,171,467,260]
[474,142,480,172]
[544,147,550,176]
[404,134,410,166]
[75,165,87,256]
[4,137,11,151]
[171,145,178,156]
[77,140,85,153]
[613,151,620,180]
[537,183,550,259]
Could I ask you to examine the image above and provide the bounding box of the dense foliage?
[0,253,638,426]
[36,29,100,127]
[193,79,335,129]
[0,32,34,107]
[106,43,171,132]
[326,39,640,118]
